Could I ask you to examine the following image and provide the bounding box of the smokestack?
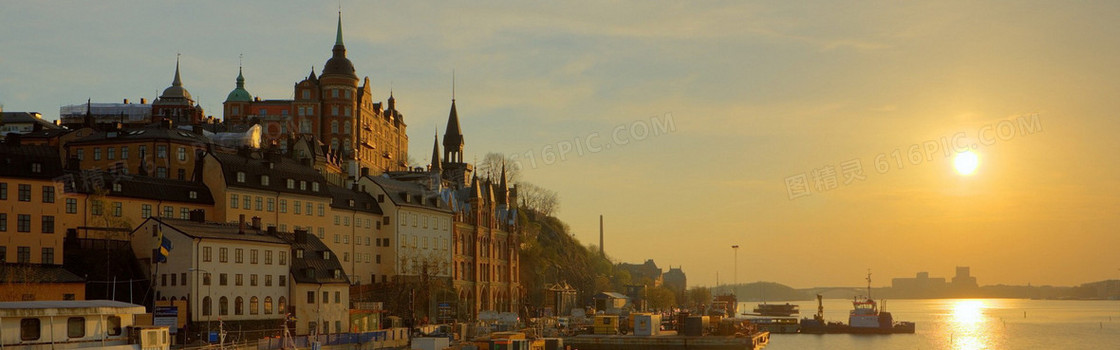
[599,215,604,258]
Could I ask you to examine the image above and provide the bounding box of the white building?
[359,175,453,279]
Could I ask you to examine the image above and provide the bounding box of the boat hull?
[800,319,915,334]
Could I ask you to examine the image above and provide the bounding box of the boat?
[742,302,801,333]
[752,303,799,317]
[800,272,916,334]
[709,293,738,318]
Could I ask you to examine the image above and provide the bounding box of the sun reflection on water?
[948,299,991,350]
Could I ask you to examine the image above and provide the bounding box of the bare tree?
[517,182,559,216]
[477,152,522,184]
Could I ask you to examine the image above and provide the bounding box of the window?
[202,272,211,285]
[323,291,329,304]
[18,184,31,201]
[280,275,287,287]
[157,145,167,158]
[76,149,84,161]
[21,318,41,341]
[112,202,122,217]
[279,199,287,213]
[163,206,173,218]
[331,121,339,133]
[42,186,55,203]
[189,191,197,199]
[309,322,318,335]
[250,296,259,315]
[250,249,259,264]
[0,246,6,262]
[236,172,246,183]
[94,148,102,160]
[138,145,147,158]
[202,297,212,316]
[120,147,128,160]
[231,194,239,209]
[235,248,243,263]
[264,296,274,314]
[141,204,152,218]
[178,147,186,161]
[107,147,115,160]
[180,208,189,219]
[156,167,167,178]
[306,202,312,216]
[344,122,351,133]
[219,248,228,263]
[0,182,6,200]
[203,247,211,261]
[335,291,341,303]
[66,198,77,214]
[41,216,54,233]
[261,175,270,186]
[107,316,122,335]
[307,291,315,303]
[17,246,30,263]
[219,297,229,315]
[266,275,273,286]
[17,214,31,232]
[219,273,228,286]
[243,196,251,209]
[286,179,295,189]
[265,250,273,265]
[236,274,243,286]
[313,183,320,192]
[177,168,186,180]
[334,216,340,225]
[279,251,287,265]
[255,197,262,211]
[41,247,54,265]
[318,203,324,215]
[267,198,274,212]
[294,201,301,214]
[250,274,258,286]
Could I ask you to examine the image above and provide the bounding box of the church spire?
[172,54,183,87]
[442,98,464,163]
[335,11,344,46]
[431,132,442,173]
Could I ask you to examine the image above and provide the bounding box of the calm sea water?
[742,299,1120,349]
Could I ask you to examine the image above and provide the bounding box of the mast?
[866,269,872,299]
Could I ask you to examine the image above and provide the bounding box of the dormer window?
[348,200,355,207]
[322,251,331,260]
[295,249,304,259]
[30,163,42,173]
[333,269,341,279]
[300,181,307,190]
[312,183,320,192]
[236,172,246,183]
[112,183,122,192]
[287,179,295,189]
[261,175,270,186]
[189,191,198,199]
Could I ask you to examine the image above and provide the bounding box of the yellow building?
[0,142,85,301]
[324,184,383,286]
[65,122,209,181]
[276,229,350,336]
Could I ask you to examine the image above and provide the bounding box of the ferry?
[0,300,170,349]
[742,303,800,333]
[800,273,915,334]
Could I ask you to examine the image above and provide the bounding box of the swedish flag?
[156,224,173,263]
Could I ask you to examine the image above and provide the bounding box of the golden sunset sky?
[2,2,1116,287]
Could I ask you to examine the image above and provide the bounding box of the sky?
[2,1,1118,288]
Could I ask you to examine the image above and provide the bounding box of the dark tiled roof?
[0,264,85,283]
[19,128,74,140]
[64,171,214,205]
[66,125,209,146]
[367,175,450,212]
[0,144,65,179]
[0,112,60,129]
[326,185,382,214]
[274,230,350,285]
[210,151,330,198]
[149,217,288,244]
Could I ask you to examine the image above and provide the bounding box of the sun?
[954,151,980,175]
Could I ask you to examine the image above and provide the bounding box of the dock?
[563,333,769,350]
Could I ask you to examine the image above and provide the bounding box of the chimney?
[140,98,147,104]
[294,229,308,244]
[251,216,262,230]
[267,226,277,235]
[238,214,246,234]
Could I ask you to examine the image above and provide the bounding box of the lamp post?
[189,267,212,343]
[731,245,739,299]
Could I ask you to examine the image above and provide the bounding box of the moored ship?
[800,273,916,334]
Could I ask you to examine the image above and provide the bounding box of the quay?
[563,333,770,350]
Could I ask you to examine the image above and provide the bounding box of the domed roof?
[225,67,252,102]
[161,58,193,101]
[322,13,357,79]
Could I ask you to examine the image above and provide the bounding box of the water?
[740,299,1120,349]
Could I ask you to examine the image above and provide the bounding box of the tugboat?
[800,272,915,334]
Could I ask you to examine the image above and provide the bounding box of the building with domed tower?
[152,57,205,125]
[222,13,409,179]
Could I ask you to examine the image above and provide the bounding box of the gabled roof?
[1,112,60,129]
[0,144,65,179]
[0,264,84,284]
[274,230,350,285]
[326,184,382,214]
[210,151,330,198]
[148,217,287,244]
[367,175,450,212]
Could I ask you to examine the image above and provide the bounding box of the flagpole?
[151,221,160,311]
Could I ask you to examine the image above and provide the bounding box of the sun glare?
[953,151,980,175]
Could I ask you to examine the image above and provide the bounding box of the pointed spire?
[172,54,183,87]
[335,11,344,46]
[236,66,245,87]
[442,99,463,161]
[430,132,442,173]
[470,173,482,199]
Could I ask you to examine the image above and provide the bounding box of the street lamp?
[189,267,212,343]
[731,245,739,299]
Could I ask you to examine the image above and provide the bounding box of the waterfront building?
[275,228,351,336]
[222,13,409,176]
[618,259,665,287]
[324,184,383,286]
[358,175,452,283]
[952,266,979,289]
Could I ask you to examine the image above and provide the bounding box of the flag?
[156,224,173,263]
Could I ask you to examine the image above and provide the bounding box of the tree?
[517,182,559,216]
[477,152,521,184]
[688,286,712,310]
[647,286,677,311]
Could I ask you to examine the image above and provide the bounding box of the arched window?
[264,296,274,314]
[235,297,244,315]
[250,297,259,315]
[331,121,339,133]
[202,296,212,316]
[343,122,351,134]
[278,297,287,314]
[219,297,229,315]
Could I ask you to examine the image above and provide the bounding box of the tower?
[223,65,252,124]
[153,55,204,125]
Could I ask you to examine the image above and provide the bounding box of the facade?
[65,122,210,181]
[222,14,408,176]
[131,217,290,328]
[662,266,687,303]
[151,58,205,125]
[276,229,350,335]
[324,184,383,286]
[618,259,665,287]
[359,176,452,282]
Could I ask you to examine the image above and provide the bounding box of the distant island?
[715,275,1120,301]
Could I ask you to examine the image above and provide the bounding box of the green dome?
[225,68,252,102]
